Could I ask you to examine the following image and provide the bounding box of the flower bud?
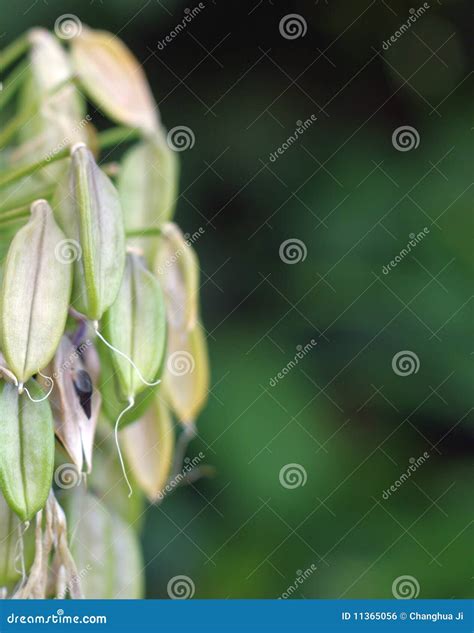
[0,199,72,385]
[0,380,54,521]
[54,144,125,321]
[155,222,200,332]
[101,251,166,400]
[71,27,158,134]
[119,134,178,261]
[163,321,209,427]
[121,398,174,502]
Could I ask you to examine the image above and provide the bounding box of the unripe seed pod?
[121,398,174,502]
[101,251,166,400]
[0,381,55,521]
[54,144,125,321]
[0,493,34,587]
[155,222,200,332]
[163,321,209,427]
[119,135,178,262]
[0,199,72,385]
[71,27,158,134]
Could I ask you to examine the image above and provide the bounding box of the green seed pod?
[163,321,210,427]
[121,398,174,502]
[54,143,125,321]
[65,488,144,598]
[0,199,72,386]
[155,222,200,332]
[71,27,158,135]
[101,251,166,400]
[119,135,178,262]
[0,381,55,521]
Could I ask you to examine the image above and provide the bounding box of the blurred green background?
[4,0,472,599]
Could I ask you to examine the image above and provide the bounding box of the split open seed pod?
[54,143,125,321]
[71,27,158,135]
[101,251,166,401]
[0,199,72,386]
[0,380,55,521]
[155,222,200,332]
[119,134,178,262]
[163,321,210,427]
[121,398,174,502]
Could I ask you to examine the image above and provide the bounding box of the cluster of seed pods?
[0,26,209,598]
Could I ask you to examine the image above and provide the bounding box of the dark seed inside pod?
[72,369,93,418]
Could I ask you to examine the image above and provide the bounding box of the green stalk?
[0,58,30,111]
[0,103,35,148]
[0,34,29,72]
[0,147,69,189]
[126,228,162,238]
[98,126,141,150]
[0,203,30,221]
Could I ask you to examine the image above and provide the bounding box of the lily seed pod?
[101,251,167,401]
[121,398,174,502]
[54,143,125,321]
[64,487,144,599]
[155,222,200,332]
[163,321,210,427]
[0,381,55,521]
[0,199,72,386]
[119,135,178,262]
[0,493,34,588]
[45,336,101,473]
[71,27,158,134]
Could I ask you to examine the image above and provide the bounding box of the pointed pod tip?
[70,142,88,156]
[30,199,50,215]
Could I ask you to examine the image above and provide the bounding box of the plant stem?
[0,203,30,221]
[0,147,69,189]
[98,126,141,150]
[126,228,162,238]
[0,58,30,111]
[0,104,35,147]
[0,34,29,72]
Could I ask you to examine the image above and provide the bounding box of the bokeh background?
[3,0,472,599]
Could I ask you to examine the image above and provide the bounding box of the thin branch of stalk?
[0,34,29,72]
[0,203,30,222]
[0,147,69,189]
[0,185,55,212]
[126,228,162,238]
[98,126,141,150]
[0,58,30,111]
[0,214,29,231]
